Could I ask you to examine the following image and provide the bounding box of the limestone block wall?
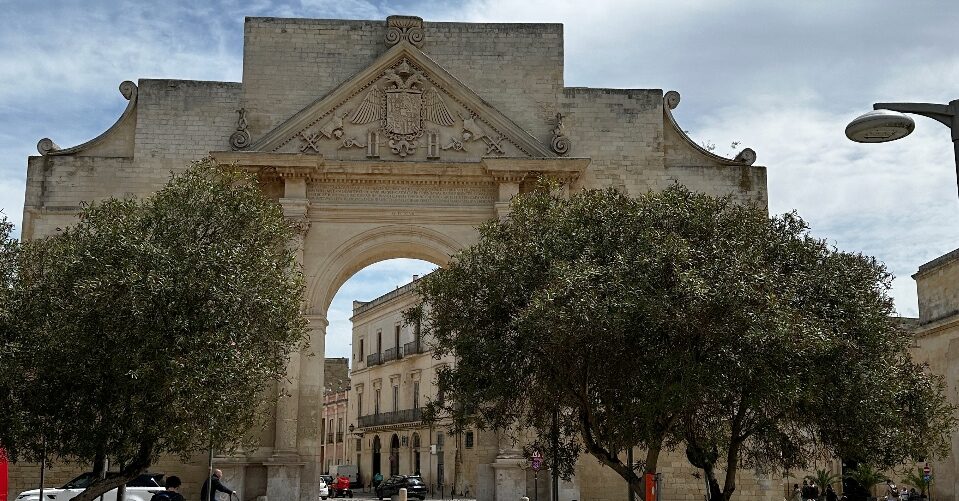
[241,18,564,142]
[132,79,242,170]
[561,88,665,194]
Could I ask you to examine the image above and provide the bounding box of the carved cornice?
[482,157,590,183]
[38,81,138,156]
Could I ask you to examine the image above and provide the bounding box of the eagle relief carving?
[292,58,511,159]
[349,59,454,157]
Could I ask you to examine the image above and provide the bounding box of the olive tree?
[0,159,307,501]
[411,185,955,500]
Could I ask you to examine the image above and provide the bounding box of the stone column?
[266,176,310,500]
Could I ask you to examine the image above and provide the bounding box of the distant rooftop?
[351,274,428,318]
[914,247,959,278]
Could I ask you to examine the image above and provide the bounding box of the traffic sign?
[531,451,543,471]
[924,465,932,475]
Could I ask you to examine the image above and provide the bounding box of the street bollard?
[399,487,408,501]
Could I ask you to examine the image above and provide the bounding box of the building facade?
[910,249,959,501]
[14,14,768,501]
[321,359,351,475]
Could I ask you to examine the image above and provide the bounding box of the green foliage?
[805,469,842,497]
[412,185,956,501]
[900,466,932,495]
[0,159,306,500]
[844,465,888,496]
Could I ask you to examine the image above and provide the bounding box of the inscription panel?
[308,182,496,207]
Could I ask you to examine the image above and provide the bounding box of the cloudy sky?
[2,0,958,359]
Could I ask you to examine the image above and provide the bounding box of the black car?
[375,475,427,500]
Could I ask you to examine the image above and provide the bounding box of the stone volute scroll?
[663,90,758,166]
[385,15,425,47]
[230,107,251,150]
[38,80,138,156]
[550,112,571,156]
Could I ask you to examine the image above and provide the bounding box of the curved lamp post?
[846,100,959,196]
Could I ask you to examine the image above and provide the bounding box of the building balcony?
[367,352,382,366]
[357,408,423,428]
[403,340,425,356]
[336,432,344,442]
[327,433,334,443]
[383,347,401,362]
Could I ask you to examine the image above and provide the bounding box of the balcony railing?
[403,340,425,356]
[357,408,423,428]
[383,347,400,362]
[327,433,334,443]
[367,352,382,366]
[336,432,344,442]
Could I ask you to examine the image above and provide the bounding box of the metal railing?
[357,408,423,428]
[383,347,400,362]
[336,432,344,442]
[367,352,382,366]
[403,340,425,356]
[326,433,334,443]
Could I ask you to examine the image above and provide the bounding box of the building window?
[377,331,382,354]
[356,438,362,451]
[465,431,474,449]
[337,417,343,437]
[395,325,401,353]
[413,381,420,409]
[374,389,381,415]
[357,394,363,416]
[436,432,444,449]
[392,385,399,412]
[359,338,364,361]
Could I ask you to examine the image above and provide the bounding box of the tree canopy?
[0,159,307,501]
[412,185,956,500]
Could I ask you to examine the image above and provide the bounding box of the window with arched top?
[411,432,421,449]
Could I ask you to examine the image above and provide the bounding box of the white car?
[319,475,331,500]
[17,472,165,501]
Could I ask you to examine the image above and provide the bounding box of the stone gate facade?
[14,15,767,501]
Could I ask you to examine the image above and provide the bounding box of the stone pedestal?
[491,450,526,501]
[219,464,246,501]
[265,459,304,501]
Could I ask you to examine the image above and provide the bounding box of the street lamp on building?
[846,100,959,196]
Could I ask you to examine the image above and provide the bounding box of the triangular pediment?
[249,41,555,160]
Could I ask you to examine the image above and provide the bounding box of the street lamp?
[846,100,959,196]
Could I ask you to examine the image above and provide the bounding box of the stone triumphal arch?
[17,15,766,501]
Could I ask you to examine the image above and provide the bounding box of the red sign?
[924,465,932,475]
[0,447,8,501]
[644,473,657,501]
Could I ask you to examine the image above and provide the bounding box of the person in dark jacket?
[201,469,237,500]
[826,484,838,501]
[151,476,185,501]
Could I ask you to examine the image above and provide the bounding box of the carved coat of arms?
[349,59,454,156]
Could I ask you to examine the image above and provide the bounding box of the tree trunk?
[721,443,740,501]
[70,441,154,501]
[577,409,645,499]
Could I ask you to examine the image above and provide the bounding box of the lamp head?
[846,109,915,143]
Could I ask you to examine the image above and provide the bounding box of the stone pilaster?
[298,315,328,501]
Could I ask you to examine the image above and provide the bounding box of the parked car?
[17,472,165,501]
[319,475,330,500]
[375,475,427,501]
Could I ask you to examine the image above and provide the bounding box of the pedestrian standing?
[201,468,237,501]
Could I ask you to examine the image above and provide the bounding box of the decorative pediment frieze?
[247,41,556,161]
